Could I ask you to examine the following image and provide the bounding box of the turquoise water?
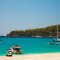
[0,37,60,56]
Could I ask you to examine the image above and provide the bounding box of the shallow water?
[0,37,60,56]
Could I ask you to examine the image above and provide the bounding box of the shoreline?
[1,52,60,56]
[0,53,60,60]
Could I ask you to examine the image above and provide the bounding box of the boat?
[6,49,12,56]
[6,45,22,56]
[48,24,60,45]
[48,42,59,45]
[55,25,60,42]
[10,45,22,54]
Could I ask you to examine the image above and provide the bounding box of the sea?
[0,37,60,56]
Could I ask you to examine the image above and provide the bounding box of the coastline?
[0,53,60,60]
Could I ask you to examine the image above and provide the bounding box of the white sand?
[0,53,60,60]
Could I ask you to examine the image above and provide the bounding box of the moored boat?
[6,49,12,56]
[10,45,22,54]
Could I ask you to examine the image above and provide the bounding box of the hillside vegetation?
[7,25,60,37]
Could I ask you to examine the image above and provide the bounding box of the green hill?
[7,25,60,37]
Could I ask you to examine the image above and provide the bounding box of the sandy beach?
[0,53,60,60]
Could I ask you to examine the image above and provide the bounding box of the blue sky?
[0,0,60,35]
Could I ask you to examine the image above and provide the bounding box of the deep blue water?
[0,37,60,56]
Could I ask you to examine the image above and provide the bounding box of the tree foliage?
[7,25,60,37]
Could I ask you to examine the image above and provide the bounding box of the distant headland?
[1,25,60,38]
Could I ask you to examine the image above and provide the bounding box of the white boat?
[11,45,22,54]
[6,49,12,56]
[48,25,60,45]
[55,25,60,42]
